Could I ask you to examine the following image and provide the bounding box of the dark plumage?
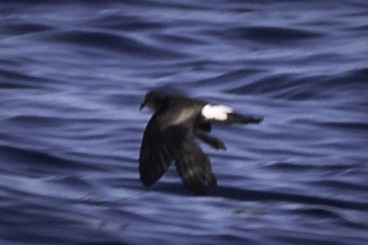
[139,90,262,195]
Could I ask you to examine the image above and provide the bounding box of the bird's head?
[140,90,168,111]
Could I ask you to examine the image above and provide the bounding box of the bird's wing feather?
[175,133,217,195]
[139,112,188,187]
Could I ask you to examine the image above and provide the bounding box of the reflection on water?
[0,0,367,244]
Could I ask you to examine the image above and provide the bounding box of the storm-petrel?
[139,90,262,195]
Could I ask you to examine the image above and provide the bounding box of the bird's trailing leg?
[195,130,226,150]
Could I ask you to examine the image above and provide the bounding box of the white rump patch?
[201,104,233,121]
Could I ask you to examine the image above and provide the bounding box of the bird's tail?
[227,113,263,124]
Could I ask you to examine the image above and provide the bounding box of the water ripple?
[48,30,186,58]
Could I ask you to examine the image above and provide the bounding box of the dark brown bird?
[139,90,262,195]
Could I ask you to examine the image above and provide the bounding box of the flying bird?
[139,90,262,195]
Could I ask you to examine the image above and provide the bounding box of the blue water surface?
[0,1,367,244]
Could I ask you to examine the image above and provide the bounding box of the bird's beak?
[139,102,146,111]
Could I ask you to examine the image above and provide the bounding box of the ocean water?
[0,0,367,244]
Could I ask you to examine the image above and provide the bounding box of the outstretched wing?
[175,133,217,195]
[139,112,188,187]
